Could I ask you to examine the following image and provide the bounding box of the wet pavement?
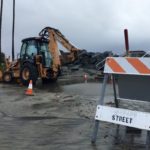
[0,81,149,150]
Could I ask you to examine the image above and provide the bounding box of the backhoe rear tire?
[20,63,38,85]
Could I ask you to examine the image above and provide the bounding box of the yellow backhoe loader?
[0,26,80,85]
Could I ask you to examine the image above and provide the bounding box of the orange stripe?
[126,58,150,74]
[106,58,125,73]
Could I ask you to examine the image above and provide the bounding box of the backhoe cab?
[19,37,56,85]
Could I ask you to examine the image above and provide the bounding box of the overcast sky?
[1,0,150,57]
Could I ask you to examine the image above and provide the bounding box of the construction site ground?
[0,69,149,150]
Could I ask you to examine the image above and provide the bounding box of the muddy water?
[0,82,149,150]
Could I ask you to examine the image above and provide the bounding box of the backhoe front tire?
[3,72,13,83]
[20,63,38,85]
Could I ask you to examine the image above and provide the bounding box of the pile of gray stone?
[60,49,116,71]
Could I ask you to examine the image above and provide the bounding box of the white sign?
[95,105,150,130]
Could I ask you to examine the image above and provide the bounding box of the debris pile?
[61,49,114,71]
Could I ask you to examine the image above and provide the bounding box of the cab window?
[20,42,27,58]
[26,40,38,56]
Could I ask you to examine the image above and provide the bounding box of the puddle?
[35,81,105,98]
[63,82,101,96]
[36,82,63,93]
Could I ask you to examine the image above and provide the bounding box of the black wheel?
[3,72,13,83]
[20,63,38,85]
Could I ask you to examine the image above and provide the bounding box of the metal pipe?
[112,75,119,108]
[124,29,129,56]
[91,74,109,144]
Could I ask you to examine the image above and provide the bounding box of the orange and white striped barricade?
[91,57,150,148]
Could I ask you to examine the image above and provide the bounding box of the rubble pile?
[61,49,114,71]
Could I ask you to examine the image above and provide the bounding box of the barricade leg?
[146,131,150,150]
[112,75,119,108]
[91,74,109,144]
